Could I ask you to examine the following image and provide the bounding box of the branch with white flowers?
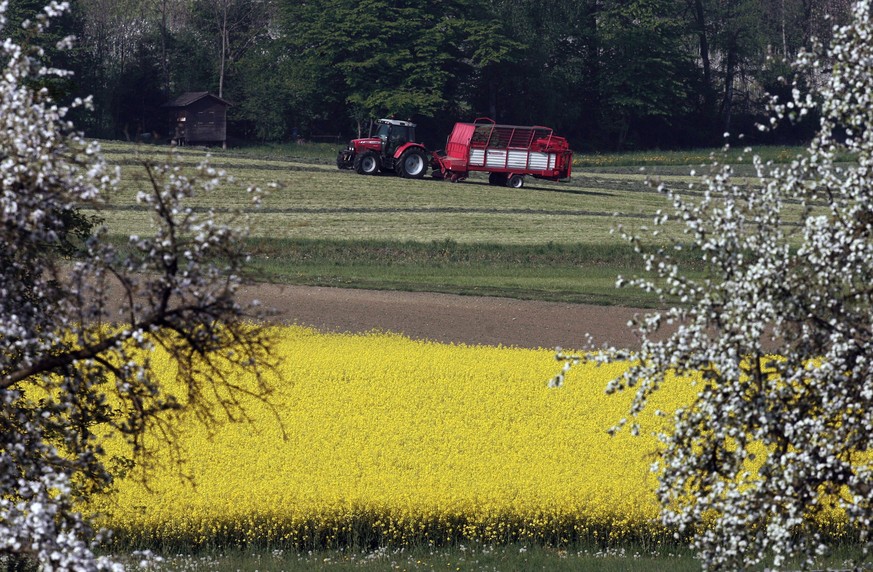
[554,1,873,569]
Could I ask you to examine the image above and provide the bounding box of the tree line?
[7,0,852,150]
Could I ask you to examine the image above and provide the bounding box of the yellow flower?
[89,326,704,547]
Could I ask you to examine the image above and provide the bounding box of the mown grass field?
[100,140,680,246]
[93,140,812,306]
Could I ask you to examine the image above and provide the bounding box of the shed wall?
[183,98,227,143]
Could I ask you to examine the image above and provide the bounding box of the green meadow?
[96,140,814,307]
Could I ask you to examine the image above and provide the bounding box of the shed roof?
[161,91,232,108]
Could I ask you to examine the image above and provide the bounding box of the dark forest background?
[5,0,851,151]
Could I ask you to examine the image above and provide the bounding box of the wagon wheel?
[354,151,380,175]
[397,148,428,179]
[507,174,525,189]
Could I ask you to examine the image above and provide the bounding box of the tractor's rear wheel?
[508,174,525,189]
[397,148,428,179]
[354,151,380,175]
[488,173,508,186]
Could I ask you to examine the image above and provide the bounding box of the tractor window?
[387,125,407,155]
[375,123,391,139]
[390,126,410,146]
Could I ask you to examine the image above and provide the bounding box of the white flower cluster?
[557,1,873,569]
[0,3,272,569]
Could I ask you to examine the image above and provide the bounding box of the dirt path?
[236,283,652,350]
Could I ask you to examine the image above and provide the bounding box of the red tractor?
[336,118,429,178]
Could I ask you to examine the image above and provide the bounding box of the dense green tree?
[681,0,846,142]
[110,38,166,138]
[482,0,598,140]
[711,0,766,134]
[280,0,520,138]
[168,15,215,94]
[151,0,196,94]
[75,0,191,138]
[5,0,88,99]
[231,38,318,141]
[488,0,698,149]
[597,0,697,148]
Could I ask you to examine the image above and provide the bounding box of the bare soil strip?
[237,283,650,350]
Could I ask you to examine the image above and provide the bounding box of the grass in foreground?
[116,544,701,572]
[115,541,870,572]
[102,236,704,306]
[243,238,705,306]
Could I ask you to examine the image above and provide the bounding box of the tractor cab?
[373,119,416,156]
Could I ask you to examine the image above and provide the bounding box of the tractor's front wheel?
[354,151,380,175]
[336,149,354,170]
[397,148,428,179]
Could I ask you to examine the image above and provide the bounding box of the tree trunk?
[584,0,600,141]
[781,0,787,56]
[159,0,170,95]
[693,0,712,89]
[488,77,498,120]
[692,0,716,129]
[219,1,228,98]
[721,41,738,135]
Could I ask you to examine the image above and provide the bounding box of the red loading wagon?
[430,118,573,189]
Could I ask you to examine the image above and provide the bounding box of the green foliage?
[279,0,520,125]
[232,42,294,141]
[53,209,101,258]
[480,1,598,138]
[597,0,697,148]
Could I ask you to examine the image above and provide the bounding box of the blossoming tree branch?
[0,1,273,569]
[556,1,873,569]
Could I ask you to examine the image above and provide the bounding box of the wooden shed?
[162,92,231,147]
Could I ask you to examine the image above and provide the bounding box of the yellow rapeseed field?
[90,326,695,549]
